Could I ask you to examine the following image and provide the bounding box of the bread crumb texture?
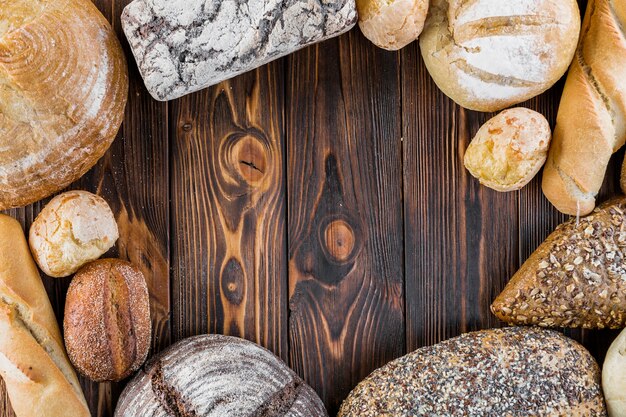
[338,327,606,416]
[29,191,118,277]
[464,107,551,191]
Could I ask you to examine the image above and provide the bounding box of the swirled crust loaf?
[115,335,328,417]
[0,0,128,210]
[338,327,606,416]
[419,0,580,112]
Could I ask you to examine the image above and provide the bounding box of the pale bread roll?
[29,191,118,278]
[604,328,626,417]
[419,0,580,112]
[0,215,89,417]
[0,0,128,210]
[357,0,429,50]
[464,108,551,191]
[543,0,626,216]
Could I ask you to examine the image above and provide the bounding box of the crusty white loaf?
[0,0,128,210]
[419,0,580,112]
[604,328,626,417]
[543,0,626,215]
[0,215,89,417]
[357,0,429,50]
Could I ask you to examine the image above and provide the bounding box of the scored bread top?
[492,196,626,329]
[115,334,328,417]
[338,327,606,416]
[419,0,580,111]
[0,0,128,210]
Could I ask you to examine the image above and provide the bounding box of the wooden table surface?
[2,0,622,416]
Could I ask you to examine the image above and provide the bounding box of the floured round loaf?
[115,334,328,417]
[420,0,580,112]
[338,327,606,416]
[0,0,128,210]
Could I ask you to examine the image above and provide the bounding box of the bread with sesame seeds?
[491,197,626,329]
[64,258,151,382]
[338,327,606,416]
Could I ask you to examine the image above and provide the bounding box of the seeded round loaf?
[338,327,606,416]
[64,259,151,382]
[115,334,328,417]
[419,0,580,112]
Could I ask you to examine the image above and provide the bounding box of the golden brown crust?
[0,0,128,210]
[64,259,151,382]
[419,0,580,112]
[543,0,626,215]
[0,214,89,417]
[492,197,626,329]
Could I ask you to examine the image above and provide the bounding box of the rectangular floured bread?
[0,214,89,417]
[121,0,357,101]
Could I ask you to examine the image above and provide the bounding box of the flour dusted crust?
[419,0,580,112]
[338,327,606,416]
[115,335,328,417]
[29,191,119,278]
[357,0,429,50]
[122,0,356,101]
[0,0,128,210]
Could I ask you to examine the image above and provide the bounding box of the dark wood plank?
[401,43,519,353]
[0,0,171,414]
[286,32,405,414]
[170,62,288,359]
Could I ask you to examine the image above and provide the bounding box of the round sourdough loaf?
[420,0,580,112]
[338,327,606,416]
[115,334,328,417]
[0,0,128,210]
[357,0,429,50]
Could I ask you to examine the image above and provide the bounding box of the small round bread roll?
[29,190,119,277]
[604,328,626,417]
[420,0,580,111]
[357,0,429,50]
[115,334,327,417]
[64,259,151,382]
[464,108,551,191]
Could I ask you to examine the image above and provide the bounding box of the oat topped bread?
[492,197,626,329]
[338,327,606,416]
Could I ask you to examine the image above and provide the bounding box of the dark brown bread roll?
[338,327,606,416]
[64,259,151,382]
[115,334,328,417]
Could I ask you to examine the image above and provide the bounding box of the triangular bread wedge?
[492,197,626,329]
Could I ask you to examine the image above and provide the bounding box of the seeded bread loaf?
[338,327,606,416]
[115,334,327,416]
[419,0,580,112]
[0,215,90,417]
[492,197,626,329]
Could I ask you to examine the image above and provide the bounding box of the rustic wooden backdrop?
[2,0,622,416]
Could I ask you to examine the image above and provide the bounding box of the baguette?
[542,0,626,215]
[0,215,89,417]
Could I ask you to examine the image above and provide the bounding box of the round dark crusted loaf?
[115,334,327,417]
[338,327,606,416]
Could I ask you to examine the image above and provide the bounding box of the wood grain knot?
[324,220,355,263]
[221,258,245,305]
[234,135,267,185]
